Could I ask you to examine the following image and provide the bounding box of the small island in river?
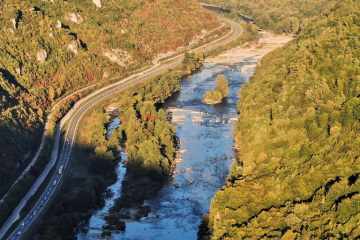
[203,74,229,104]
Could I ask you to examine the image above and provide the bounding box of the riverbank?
[205,31,294,66]
[76,31,293,240]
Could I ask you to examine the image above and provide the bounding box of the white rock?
[15,68,21,75]
[103,71,109,78]
[64,12,84,24]
[103,49,133,67]
[25,53,32,59]
[49,28,54,37]
[93,0,101,8]
[37,49,47,63]
[11,18,17,29]
[56,20,62,29]
[67,40,78,54]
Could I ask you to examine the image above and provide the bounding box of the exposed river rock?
[77,62,255,239]
[76,27,293,239]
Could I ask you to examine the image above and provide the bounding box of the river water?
[77,62,256,239]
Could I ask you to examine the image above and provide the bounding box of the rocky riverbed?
[77,32,293,240]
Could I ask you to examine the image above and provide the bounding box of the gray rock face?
[37,49,47,63]
[67,40,78,54]
[93,0,101,8]
[64,12,84,24]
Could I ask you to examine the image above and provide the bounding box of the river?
[76,60,257,240]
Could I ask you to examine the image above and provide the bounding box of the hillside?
[0,0,220,195]
[202,0,360,239]
[200,0,330,34]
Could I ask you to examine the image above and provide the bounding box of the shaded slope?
[204,0,360,239]
[0,0,220,195]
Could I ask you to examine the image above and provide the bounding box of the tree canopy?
[203,74,229,104]
[0,0,219,198]
[202,0,360,239]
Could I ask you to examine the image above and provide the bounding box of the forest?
[0,0,220,200]
[30,51,205,239]
[203,74,229,104]
[199,0,332,34]
[201,0,360,239]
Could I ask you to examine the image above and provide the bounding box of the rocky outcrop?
[103,71,109,78]
[64,12,84,24]
[103,49,133,67]
[56,20,61,29]
[25,53,32,60]
[15,68,21,75]
[48,28,54,37]
[67,40,78,54]
[10,18,17,29]
[36,49,47,63]
[93,0,101,8]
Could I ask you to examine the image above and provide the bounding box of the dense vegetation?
[200,0,332,34]
[200,0,360,239]
[204,74,229,104]
[0,0,219,199]
[116,76,179,179]
[31,50,205,238]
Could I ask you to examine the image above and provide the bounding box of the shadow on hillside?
[0,68,25,91]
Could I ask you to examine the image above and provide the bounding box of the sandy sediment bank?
[205,32,294,64]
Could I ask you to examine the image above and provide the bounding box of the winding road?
[3,16,242,240]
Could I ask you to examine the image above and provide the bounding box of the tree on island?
[203,74,229,104]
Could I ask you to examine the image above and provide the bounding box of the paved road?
[0,16,230,208]
[4,17,242,240]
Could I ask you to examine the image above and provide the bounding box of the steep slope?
[203,0,360,239]
[0,0,220,195]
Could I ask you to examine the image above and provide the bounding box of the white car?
[21,222,25,227]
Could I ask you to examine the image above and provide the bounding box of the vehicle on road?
[21,222,24,227]
[17,231,21,235]
[3,17,242,240]
[58,166,63,174]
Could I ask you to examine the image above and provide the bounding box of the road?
[4,17,242,240]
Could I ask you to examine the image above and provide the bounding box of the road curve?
[4,17,242,240]
[0,16,230,208]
